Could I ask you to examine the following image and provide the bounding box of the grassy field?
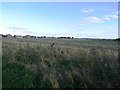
[2,38,120,88]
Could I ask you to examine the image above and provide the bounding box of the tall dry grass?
[2,38,119,88]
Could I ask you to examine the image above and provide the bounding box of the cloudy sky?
[2,2,118,38]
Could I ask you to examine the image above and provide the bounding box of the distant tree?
[2,35,6,38]
[114,38,120,41]
[44,36,46,38]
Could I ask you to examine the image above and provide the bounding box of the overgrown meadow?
[2,38,120,88]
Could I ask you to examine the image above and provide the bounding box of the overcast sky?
[2,2,118,38]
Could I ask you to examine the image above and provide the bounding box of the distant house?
[23,35,31,38]
[14,35,23,38]
[6,34,13,38]
[26,35,31,38]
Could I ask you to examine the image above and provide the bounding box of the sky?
[1,2,118,39]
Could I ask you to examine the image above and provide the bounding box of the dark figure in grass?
[51,43,55,47]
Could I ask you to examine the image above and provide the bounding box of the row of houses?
[0,34,74,39]
[1,34,43,39]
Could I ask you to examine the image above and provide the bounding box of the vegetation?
[2,38,120,88]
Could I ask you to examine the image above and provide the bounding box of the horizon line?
[0,33,119,39]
